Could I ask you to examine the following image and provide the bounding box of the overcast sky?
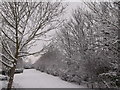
[27,0,115,63]
[27,2,83,63]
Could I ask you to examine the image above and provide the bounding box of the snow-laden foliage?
[34,1,120,88]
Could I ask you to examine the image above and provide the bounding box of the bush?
[60,73,69,81]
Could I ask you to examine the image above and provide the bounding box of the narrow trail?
[14,69,85,88]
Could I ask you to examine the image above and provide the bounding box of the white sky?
[0,0,115,63]
[27,2,82,63]
[26,0,116,63]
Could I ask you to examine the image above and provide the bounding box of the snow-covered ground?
[13,69,85,88]
[0,81,7,89]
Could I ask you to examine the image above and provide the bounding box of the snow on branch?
[0,59,13,68]
[2,41,17,61]
[1,28,16,43]
[18,47,45,57]
[0,53,14,62]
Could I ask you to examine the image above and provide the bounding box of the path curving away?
[13,69,85,88]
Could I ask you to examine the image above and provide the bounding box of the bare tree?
[0,2,66,89]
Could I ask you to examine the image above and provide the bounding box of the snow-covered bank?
[14,69,85,88]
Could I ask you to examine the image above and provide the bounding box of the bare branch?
[0,59,13,68]
[18,47,45,57]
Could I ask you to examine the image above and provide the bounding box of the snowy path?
[14,69,85,88]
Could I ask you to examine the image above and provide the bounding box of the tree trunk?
[7,3,19,89]
[7,65,16,90]
[118,1,120,76]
